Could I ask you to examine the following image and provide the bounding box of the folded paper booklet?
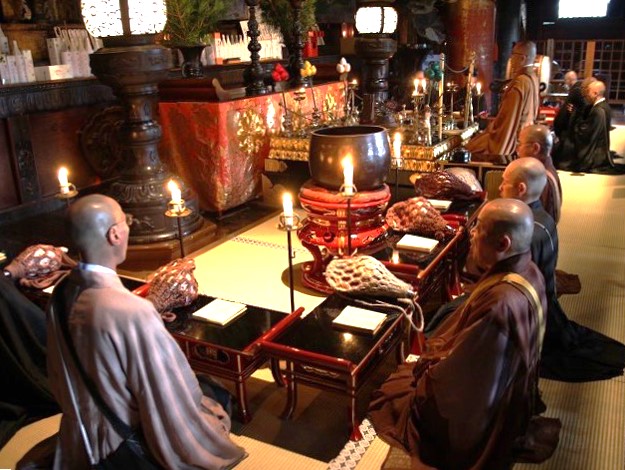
[396,234,439,253]
[427,199,452,211]
[332,305,388,335]
[192,298,247,326]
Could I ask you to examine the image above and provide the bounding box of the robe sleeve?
[119,299,246,470]
[418,294,510,456]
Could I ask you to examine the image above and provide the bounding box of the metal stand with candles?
[56,185,79,209]
[392,132,402,202]
[277,214,302,313]
[338,184,357,257]
[56,167,78,209]
[278,192,301,312]
[244,0,270,97]
[165,200,192,258]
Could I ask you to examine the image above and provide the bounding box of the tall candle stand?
[394,160,401,202]
[339,184,357,256]
[165,201,192,258]
[278,214,302,312]
[56,184,79,209]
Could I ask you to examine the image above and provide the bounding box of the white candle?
[476,81,482,95]
[168,180,182,205]
[393,132,402,164]
[391,249,400,264]
[422,79,427,94]
[57,167,70,194]
[282,192,294,228]
[413,78,419,94]
[342,156,354,195]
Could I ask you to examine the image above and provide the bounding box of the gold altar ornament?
[237,108,266,155]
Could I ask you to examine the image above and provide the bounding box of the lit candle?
[282,192,294,228]
[422,79,427,94]
[393,132,402,164]
[168,180,182,212]
[342,156,354,196]
[476,81,482,95]
[57,167,70,194]
[391,249,400,264]
[351,79,357,87]
[413,78,419,94]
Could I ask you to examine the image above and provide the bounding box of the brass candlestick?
[165,201,192,258]
[278,214,303,313]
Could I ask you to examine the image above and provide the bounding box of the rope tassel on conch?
[325,255,424,332]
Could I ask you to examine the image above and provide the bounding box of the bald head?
[564,71,577,88]
[510,41,537,76]
[500,158,547,203]
[586,80,606,104]
[69,194,129,268]
[471,198,534,269]
[518,124,553,160]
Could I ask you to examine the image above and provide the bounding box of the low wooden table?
[167,295,299,423]
[259,294,407,440]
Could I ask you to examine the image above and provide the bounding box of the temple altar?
[158,82,344,213]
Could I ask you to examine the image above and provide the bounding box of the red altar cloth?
[158,81,344,213]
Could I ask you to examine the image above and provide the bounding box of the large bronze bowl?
[309,126,391,191]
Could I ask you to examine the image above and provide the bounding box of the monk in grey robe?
[369,199,548,469]
[47,195,245,469]
[466,41,540,163]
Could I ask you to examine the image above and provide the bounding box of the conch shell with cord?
[325,255,423,332]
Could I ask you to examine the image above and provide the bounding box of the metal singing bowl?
[308,126,391,191]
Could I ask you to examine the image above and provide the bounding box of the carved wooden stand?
[89,38,211,254]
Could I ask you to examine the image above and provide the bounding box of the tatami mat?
[515,171,625,470]
[2,172,624,470]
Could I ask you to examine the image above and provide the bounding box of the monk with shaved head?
[516,124,562,223]
[572,80,613,171]
[370,198,555,468]
[47,194,245,469]
[503,159,625,381]
[467,41,541,162]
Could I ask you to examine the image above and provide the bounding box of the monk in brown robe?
[516,124,562,224]
[466,41,540,163]
[369,199,549,469]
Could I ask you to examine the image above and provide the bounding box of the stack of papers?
[192,298,247,326]
[427,199,452,211]
[332,305,388,335]
[396,234,439,253]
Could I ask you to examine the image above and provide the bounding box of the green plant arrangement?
[260,0,317,47]
[164,0,228,46]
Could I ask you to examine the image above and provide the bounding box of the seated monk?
[500,158,625,382]
[466,41,540,163]
[516,124,562,224]
[369,199,555,469]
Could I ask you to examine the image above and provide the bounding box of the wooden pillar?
[443,0,496,104]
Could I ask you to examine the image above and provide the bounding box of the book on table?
[427,199,452,211]
[396,234,439,253]
[192,298,248,326]
[332,305,388,336]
